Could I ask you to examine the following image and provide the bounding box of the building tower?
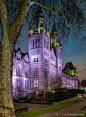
[50,25,62,88]
[28,6,51,93]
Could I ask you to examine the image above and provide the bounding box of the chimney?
[18,47,20,51]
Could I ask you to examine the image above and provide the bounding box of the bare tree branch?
[80,0,86,3]
[30,1,86,28]
[10,0,86,45]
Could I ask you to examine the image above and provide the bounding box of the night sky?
[0,0,86,81]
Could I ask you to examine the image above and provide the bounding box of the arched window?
[34,68,38,76]
[16,66,20,75]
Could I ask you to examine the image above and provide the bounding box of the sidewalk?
[14,102,51,111]
[38,99,86,117]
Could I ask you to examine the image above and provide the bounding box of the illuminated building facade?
[80,80,86,92]
[0,7,78,98]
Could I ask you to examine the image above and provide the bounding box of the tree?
[0,0,86,116]
[43,69,48,99]
[0,0,42,116]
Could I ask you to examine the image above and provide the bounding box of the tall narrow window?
[34,80,36,87]
[34,80,38,87]
[44,39,45,47]
[34,58,35,62]
[34,68,38,76]
[33,40,34,47]
[38,39,40,46]
[19,79,20,87]
[16,66,20,75]
[16,79,20,87]
[34,71,36,76]
[25,80,28,87]
[36,80,38,87]
[24,68,27,76]
[37,70,38,76]
[37,57,38,62]
[36,40,37,46]
[34,57,38,62]
[16,79,18,87]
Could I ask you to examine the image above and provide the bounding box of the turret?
[51,24,62,88]
[28,6,47,36]
[28,6,50,92]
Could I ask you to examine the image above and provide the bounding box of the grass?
[16,100,81,117]
[14,105,28,109]
[75,107,86,117]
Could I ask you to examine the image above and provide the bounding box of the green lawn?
[14,105,28,109]
[16,100,81,117]
[76,108,86,117]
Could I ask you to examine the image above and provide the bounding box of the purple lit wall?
[11,8,78,98]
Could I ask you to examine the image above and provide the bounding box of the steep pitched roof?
[63,62,76,73]
[35,6,44,18]
[14,48,29,58]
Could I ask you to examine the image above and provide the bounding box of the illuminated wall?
[11,7,78,98]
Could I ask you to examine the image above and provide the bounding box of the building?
[0,7,78,98]
[79,80,86,92]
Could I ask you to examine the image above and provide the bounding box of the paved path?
[14,99,86,117]
[38,99,86,117]
[14,102,51,111]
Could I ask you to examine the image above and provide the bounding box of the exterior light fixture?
[60,46,62,49]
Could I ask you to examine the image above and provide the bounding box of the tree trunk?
[0,37,15,117]
[43,91,46,100]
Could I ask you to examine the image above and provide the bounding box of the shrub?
[46,89,84,102]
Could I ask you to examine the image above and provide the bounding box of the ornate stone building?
[0,7,78,98]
